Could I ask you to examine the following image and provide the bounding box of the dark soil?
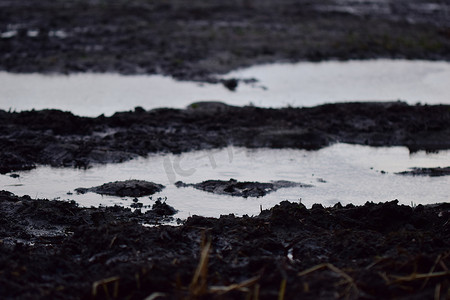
[75,180,165,197]
[175,179,311,198]
[1,0,450,81]
[1,191,449,299]
[396,167,450,177]
[1,101,449,174]
[2,1,450,299]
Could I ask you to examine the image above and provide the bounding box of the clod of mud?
[221,78,239,91]
[396,166,450,177]
[150,199,177,216]
[75,180,164,197]
[175,178,312,197]
[186,101,236,113]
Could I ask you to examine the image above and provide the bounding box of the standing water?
[1,59,449,218]
[1,59,450,116]
[1,144,449,219]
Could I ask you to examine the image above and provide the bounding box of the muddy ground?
[1,101,449,174]
[1,0,450,81]
[2,1,450,299]
[0,191,449,299]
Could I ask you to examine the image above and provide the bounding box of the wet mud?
[396,167,450,177]
[75,180,165,197]
[175,179,311,198]
[1,102,449,174]
[1,192,449,299]
[2,1,450,298]
[1,0,450,81]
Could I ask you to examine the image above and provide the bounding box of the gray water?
[1,60,449,218]
[1,59,449,116]
[2,144,449,219]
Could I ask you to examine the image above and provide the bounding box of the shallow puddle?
[1,59,450,116]
[1,144,449,219]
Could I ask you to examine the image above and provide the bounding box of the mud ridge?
[1,102,449,174]
[75,180,165,197]
[396,166,450,177]
[175,178,312,198]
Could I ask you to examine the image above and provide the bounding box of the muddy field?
[1,0,450,81]
[1,101,450,174]
[1,0,450,299]
[0,103,449,299]
[0,191,449,299]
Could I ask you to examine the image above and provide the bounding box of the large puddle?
[1,59,450,116]
[1,60,449,218]
[1,144,449,219]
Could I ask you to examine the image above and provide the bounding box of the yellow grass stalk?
[298,263,358,299]
[91,276,120,299]
[189,235,212,297]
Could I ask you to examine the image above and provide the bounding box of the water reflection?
[1,59,449,116]
[1,144,449,219]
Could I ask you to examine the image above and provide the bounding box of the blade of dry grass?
[421,253,449,290]
[278,278,287,300]
[189,234,212,297]
[92,276,120,299]
[389,270,450,284]
[209,276,260,295]
[298,263,358,299]
[253,283,260,300]
[434,283,441,300]
[188,233,261,299]
[144,292,167,300]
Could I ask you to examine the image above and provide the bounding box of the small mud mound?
[396,166,450,177]
[175,178,311,197]
[186,101,236,113]
[75,180,164,197]
[150,199,177,216]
